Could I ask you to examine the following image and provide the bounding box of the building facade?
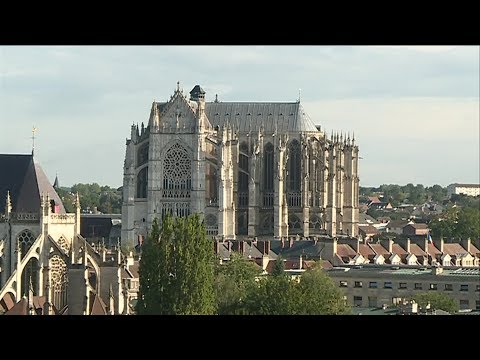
[447,183,480,197]
[121,83,360,247]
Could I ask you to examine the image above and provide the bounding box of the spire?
[5,191,12,218]
[214,94,219,103]
[31,126,37,157]
[177,81,180,92]
[53,173,59,189]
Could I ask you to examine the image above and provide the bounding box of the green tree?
[136,214,216,315]
[455,207,480,240]
[296,266,350,315]
[246,274,301,315]
[214,253,261,314]
[412,292,459,313]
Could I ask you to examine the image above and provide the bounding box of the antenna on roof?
[298,88,301,102]
[31,126,37,157]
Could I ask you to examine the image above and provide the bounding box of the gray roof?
[205,102,319,133]
[0,154,65,214]
[154,101,319,134]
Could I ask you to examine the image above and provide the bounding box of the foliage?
[136,214,216,315]
[295,266,350,315]
[69,183,122,214]
[360,183,449,206]
[214,253,262,314]
[412,292,459,313]
[245,263,349,315]
[55,187,75,213]
[429,207,480,240]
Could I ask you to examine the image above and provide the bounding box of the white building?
[447,183,480,197]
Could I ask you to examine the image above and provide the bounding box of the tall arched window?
[136,167,148,198]
[238,142,249,208]
[21,257,39,298]
[50,255,68,311]
[287,140,301,192]
[17,230,35,259]
[263,142,274,207]
[206,163,218,206]
[137,143,149,167]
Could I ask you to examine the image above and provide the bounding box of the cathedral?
[0,154,138,315]
[122,83,359,248]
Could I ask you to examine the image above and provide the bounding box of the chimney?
[239,241,245,255]
[262,255,269,270]
[281,238,285,248]
[432,265,443,275]
[435,238,444,253]
[299,255,303,270]
[227,241,232,253]
[353,237,360,252]
[388,239,393,253]
[214,241,220,255]
[460,238,471,253]
[421,237,428,252]
[289,236,294,248]
[406,238,411,253]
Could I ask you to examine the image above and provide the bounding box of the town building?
[447,183,480,197]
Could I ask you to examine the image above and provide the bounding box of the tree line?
[360,183,448,206]
[136,214,349,315]
[56,183,122,214]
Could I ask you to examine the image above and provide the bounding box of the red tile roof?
[392,244,408,255]
[358,244,375,257]
[336,244,357,257]
[470,244,480,256]
[409,244,427,256]
[5,298,28,315]
[369,243,390,256]
[443,243,468,255]
[427,243,442,255]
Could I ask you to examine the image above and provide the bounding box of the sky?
[1,46,478,188]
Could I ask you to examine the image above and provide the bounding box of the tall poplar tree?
[136,214,216,315]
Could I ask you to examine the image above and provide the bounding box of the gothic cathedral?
[121,83,359,247]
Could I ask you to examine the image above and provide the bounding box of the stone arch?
[309,215,323,229]
[137,142,149,167]
[17,229,36,259]
[21,257,39,298]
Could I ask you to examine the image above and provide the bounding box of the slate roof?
[0,154,65,214]
[154,100,319,134]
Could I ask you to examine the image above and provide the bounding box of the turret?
[5,190,12,219]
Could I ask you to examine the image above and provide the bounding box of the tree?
[455,207,480,240]
[412,292,459,313]
[246,262,349,315]
[136,214,216,315]
[214,253,261,314]
[296,266,350,315]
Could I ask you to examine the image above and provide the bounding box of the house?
[403,223,429,236]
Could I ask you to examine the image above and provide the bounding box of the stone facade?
[122,83,360,247]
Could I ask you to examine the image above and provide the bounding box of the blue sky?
[1,46,478,188]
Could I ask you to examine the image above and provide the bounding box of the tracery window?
[50,255,68,311]
[136,167,148,198]
[57,236,70,253]
[17,230,35,259]
[309,215,323,229]
[288,214,301,230]
[261,214,274,235]
[287,140,301,192]
[161,143,192,218]
[163,143,192,192]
